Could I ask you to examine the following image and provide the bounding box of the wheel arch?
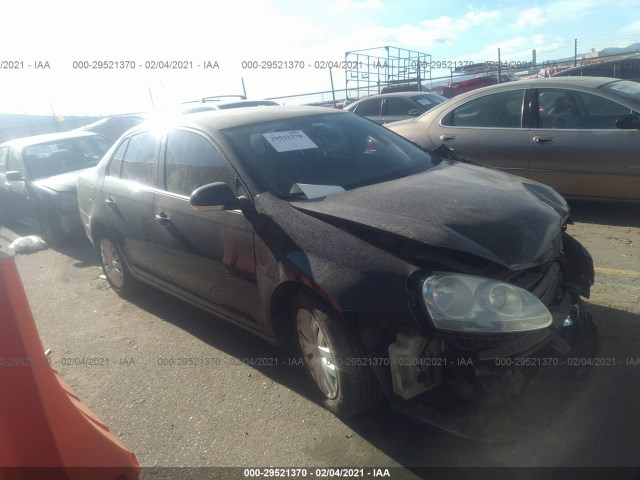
[268,279,387,353]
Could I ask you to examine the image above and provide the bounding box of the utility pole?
[532,49,537,70]
[241,78,247,99]
[148,87,156,112]
[329,67,336,108]
[574,39,578,67]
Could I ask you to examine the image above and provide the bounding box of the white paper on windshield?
[289,183,345,199]
[263,130,318,152]
[415,98,433,106]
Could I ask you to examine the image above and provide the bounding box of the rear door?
[151,128,260,326]
[101,131,160,275]
[0,147,10,221]
[529,88,640,200]
[427,88,531,176]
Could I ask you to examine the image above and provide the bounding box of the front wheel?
[293,292,382,417]
[98,236,137,296]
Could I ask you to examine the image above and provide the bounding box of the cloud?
[515,0,610,29]
[370,8,501,49]
[621,19,640,32]
[516,7,549,28]
[330,0,384,11]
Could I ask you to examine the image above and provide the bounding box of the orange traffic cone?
[0,250,140,480]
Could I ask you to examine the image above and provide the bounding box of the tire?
[292,292,382,417]
[97,235,137,296]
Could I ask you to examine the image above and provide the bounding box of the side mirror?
[190,182,251,212]
[5,171,23,182]
[616,114,640,130]
[408,109,421,116]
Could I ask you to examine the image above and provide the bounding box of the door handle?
[440,134,456,142]
[155,212,170,226]
[105,196,116,208]
[533,136,554,144]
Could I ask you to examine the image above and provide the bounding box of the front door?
[428,88,531,176]
[150,128,260,326]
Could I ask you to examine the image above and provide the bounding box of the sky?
[1,0,639,116]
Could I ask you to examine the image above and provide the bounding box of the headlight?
[422,273,552,333]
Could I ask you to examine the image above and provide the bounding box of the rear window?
[600,80,640,103]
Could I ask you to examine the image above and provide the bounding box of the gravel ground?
[1,200,639,479]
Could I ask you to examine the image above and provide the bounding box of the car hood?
[290,162,569,270]
[32,169,92,193]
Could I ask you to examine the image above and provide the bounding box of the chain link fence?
[268,39,640,107]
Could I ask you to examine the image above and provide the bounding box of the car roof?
[348,91,437,103]
[482,75,620,90]
[216,100,279,107]
[371,91,440,98]
[439,76,627,102]
[553,58,640,76]
[135,105,345,135]
[1,130,106,149]
[180,99,279,114]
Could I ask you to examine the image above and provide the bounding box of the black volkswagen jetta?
[77,106,594,426]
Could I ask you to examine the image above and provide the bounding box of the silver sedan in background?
[386,77,640,201]
[344,91,448,124]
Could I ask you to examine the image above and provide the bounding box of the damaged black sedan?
[77,107,594,423]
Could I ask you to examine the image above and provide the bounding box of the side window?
[386,98,414,116]
[164,130,234,197]
[0,147,8,173]
[354,99,382,116]
[538,88,632,129]
[443,90,525,128]
[106,138,130,177]
[120,132,157,186]
[7,149,24,175]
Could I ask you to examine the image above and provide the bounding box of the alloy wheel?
[100,238,125,289]
[296,308,338,399]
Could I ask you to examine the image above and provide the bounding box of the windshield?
[600,80,640,103]
[24,135,112,180]
[221,112,437,197]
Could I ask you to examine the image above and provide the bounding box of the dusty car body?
[387,77,640,201]
[77,106,594,426]
[0,131,113,242]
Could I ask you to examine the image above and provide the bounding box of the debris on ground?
[8,236,48,254]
